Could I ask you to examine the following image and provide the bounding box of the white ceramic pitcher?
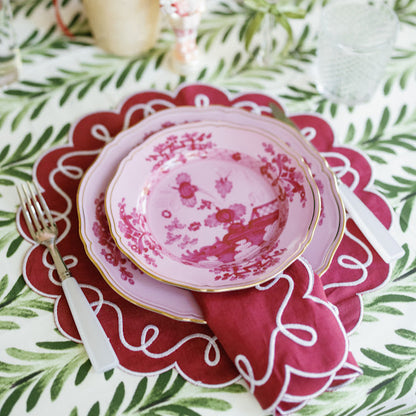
[83,0,161,57]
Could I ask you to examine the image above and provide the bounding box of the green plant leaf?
[150,404,200,416]
[385,344,416,355]
[370,294,416,304]
[6,236,24,258]
[74,360,92,385]
[0,145,10,165]
[26,370,55,411]
[104,382,125,416]
[176,397,232,411]
[87,402,100,416]
[0,384,29,416]
[244,11,264,50]
[50,361,79,401]
[397,371,416,398]
[37,341,78,350]
[123,378,148,412]
[0,275,8,298]
[141,370,174,408]
[0,321,19,330]
[360,348,408,369]
[0,275,26,306]
[399,198,413,232]
[396,328,416,342]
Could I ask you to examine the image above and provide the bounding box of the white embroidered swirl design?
[91,124,113,143]
[301,126,317,142]
[236,264,318,393]
[194,93,210,107]
[323,220,373,291]
[232,100,271,115]
[86,300,222,367]
[34,149,102,287]
[322,151,360,190]
[123,100,176,129]
[320,152,373,291]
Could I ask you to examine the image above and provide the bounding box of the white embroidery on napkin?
[236,261,324,394]
[232,258,348,413]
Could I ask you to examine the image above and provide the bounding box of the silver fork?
[17,182,119,372]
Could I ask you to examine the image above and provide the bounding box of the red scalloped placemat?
[18,84,390,402]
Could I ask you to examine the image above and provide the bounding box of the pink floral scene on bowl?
[106,121,320,291]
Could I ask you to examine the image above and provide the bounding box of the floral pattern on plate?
[106,121,320,291]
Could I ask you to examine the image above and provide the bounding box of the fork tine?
[16,185,37,239]
[33,181,55,228]
[21,184,43,232]
[27,182,50,230]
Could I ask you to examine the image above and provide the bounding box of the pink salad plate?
[78,105,345,321]
[105,120,321,292]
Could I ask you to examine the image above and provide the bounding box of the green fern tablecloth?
[1,1,416,415]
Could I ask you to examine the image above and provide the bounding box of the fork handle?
[62,277,119,372]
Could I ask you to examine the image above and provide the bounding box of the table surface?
[1,1,416,415]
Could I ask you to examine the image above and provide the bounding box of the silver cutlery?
[17,182,119,372]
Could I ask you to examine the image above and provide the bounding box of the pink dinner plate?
[105,120,321,291]
[78,105,344,321]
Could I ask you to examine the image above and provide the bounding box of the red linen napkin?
[194,258,359,415]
